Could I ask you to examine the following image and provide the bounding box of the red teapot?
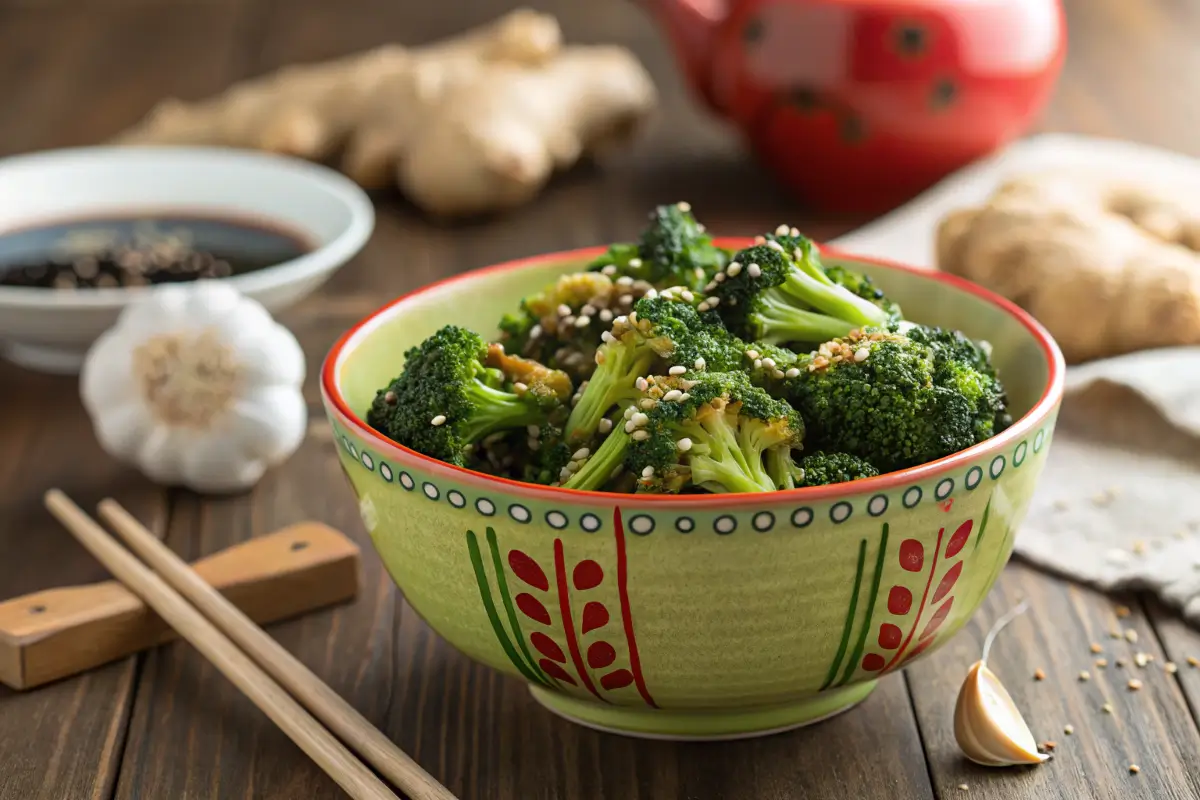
[638,0,1067,214]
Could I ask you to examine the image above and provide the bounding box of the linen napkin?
[830,133,1200,622]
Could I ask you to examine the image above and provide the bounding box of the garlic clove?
[955,660,1049,767]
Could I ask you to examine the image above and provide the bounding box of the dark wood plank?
[906,563,1200,799]
[0,364,167,800]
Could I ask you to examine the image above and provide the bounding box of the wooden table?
[4,0,1200,797]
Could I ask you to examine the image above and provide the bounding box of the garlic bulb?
[81,281,307,493]
[954,602,1048,767]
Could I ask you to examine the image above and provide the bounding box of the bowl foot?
[528,680,877,741]
[2,342,86,375]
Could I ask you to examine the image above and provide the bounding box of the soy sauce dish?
[0,146,374,374]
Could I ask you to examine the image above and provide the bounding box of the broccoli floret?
[588,202,727,290]
[787,328,1002,472]
[497,271,655,382]
[796,452,880,487]
[824,264,903,326]
[562,294,743,444]
[367,326,571,467]
[905,324,1013,439]
[741,340,803,395]
[706,233,893,347]
[626,371,804,494]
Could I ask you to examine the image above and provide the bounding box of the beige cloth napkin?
[1016,349,1200,622]
[829,134,1200,620]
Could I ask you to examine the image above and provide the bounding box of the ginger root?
[935,171,1200,363]
[110,9,656,218]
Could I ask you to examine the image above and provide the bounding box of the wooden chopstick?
[42,491,406,800]
[92,497,456,800]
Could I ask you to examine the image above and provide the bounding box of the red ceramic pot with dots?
[640,0,1067,213]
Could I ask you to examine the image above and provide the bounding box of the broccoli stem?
[564,345,655,442]
[562,427,631,490]
[683,410,776,493]
[460,380,546,442]
[755,289,861,345]
[765,447,802,490]
[779,270,889,328]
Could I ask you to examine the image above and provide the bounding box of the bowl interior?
[334,244,1052,426]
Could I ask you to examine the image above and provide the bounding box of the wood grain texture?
[3,0,1200,797]
[0,521,359,690]
[907,563,1200,800]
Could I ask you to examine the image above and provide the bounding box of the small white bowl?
[0,146,375,374]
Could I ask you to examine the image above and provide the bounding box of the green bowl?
[320,240,1065,740]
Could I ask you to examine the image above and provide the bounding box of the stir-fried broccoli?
[367,326,571,467]
[787,328,1003,472]
[563,294,743,444]
[497,271,655,381]
[706,233,895,347]
[796,452,880,487]
[624,371,804,494]
[366,206,1015,493]
[588,202,726,291]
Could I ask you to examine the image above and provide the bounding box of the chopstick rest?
[0,521,360,690]
[43,490,401,800]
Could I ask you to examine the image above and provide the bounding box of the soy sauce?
[0,214,313,289]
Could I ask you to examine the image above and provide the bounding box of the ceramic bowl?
[0,146,374,374]
[320,240,1065,740]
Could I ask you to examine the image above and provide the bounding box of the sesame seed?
[635,377,649,391]
[595,351,606,365]
[598,418,613,434]
[790,227,800,237]
[785,367,801,378]
[557,304,572,316]
[681,379,698,389]
[529,323,543,339]
[748,263,762,278]
[773,370,785,379]
[762,357,776,369]
[1096,658,1109,668]
[580,304,596,316]
[572,448,590,461]
[513,382,528,393]
[1129,764,1140,775]
[714,272,726,283]
[430,414,447,426]
[1064,724,1074,735]
[619,294,633,306]
[575,315,591,328]
[1189,657,1199,667]
[624,420,638,433]
[1091,643,1103,654]
[676,201,691,212]
[527,439,540,451]
[1166,662,1178,674]
[527,424,541,436]
[1128,679,1143,691]
[641,465,655,478]
[677,438,693,452]
[678,393,691,401]
[694,358,706,370]
[663,389,683,402]
[640,398,656,410]
[1125,629,1139,643]
[617,275,634,287]
[567,460,581,471]
[754,359,763,369]
[727,262,743,277]
[1103,702,1114,714]
[753,235,766,244]
[745,349,761,360]
[1039,741,1056,752]
[632,430,650,441]
[631,412,649,427]
[958,784,969,792]
[681,290,694,302]
[384,390,398,405]
[766,239,784,252]
[1034,668,1046,681]
[1116,658,1128,667]
[669,365,687,376]
[775,224,789,236]
[1134,653,1149,668]
[1079,671,1091,682]
[644,288,659,300]
[601,331,616,344]
[601,264,617,276]
[624,407,636,420]
[560,467,573,480]
[854,348,870,362]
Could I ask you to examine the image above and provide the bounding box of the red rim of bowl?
[321,238,1065,506]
